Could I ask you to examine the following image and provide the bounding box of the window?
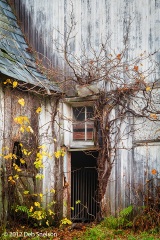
[72,106,94,141]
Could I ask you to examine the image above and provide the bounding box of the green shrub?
[82,225,109,240]
[103,205,133,229]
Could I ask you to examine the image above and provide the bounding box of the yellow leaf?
[4,153,13,160]
[8,176,15,184]
[53,138,57,142]
[36,107,42,114]
[20,158,25,164]
[34,159,44,169]
[16,168,22,172]
[34,202,41,207]
[29,206,33,212]
[54,150,61,158]
[39,193,43,198]
[4,79,12,84]
[28,151,32,156]
[48,209,54,215]
[22,149,28,155]
[14,116,30,125]
[18,98,25,107]
[23,190,29,195]
[26,126,34,133]
[20,126,25,133]
[46,220,49,226]
[38,145,46,149]
[76,200,81,204]
[2,146,9,152]
[146,86,151,92]
[33,194,38,197]
[7,79,12,84]
[13,81,18,88]
[50,189,55,193]
[61,218,72,225]
[13,174,19,179]
[36,152,43,159]
[12,154,17,159]
[36,173,44,179]
[8,176,13,181]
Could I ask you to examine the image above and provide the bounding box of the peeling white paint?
[38,98,56,204]
[19,0,160,77]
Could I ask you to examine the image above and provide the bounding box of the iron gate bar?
[71,167,98,222]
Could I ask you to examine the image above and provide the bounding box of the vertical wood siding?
[0,82,5,219]
[0,83,61,211]
[11,0,160,214]
[12,0,160,79]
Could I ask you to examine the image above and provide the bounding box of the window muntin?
[72,106,94,141]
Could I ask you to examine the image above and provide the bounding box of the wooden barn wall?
[2,86,40,212]
[0,83,60,217]
[38,96,63,208]
[10,0,160,214]
[11,0,160,80]
[0,82,5,220]
[3,87,39,158]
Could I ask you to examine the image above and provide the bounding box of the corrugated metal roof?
[0,0,61,94]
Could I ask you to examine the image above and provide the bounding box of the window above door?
[62,101,96,148]
[72,106,94,141]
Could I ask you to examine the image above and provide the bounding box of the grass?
[0,206,159,240]
[78,224,160,240]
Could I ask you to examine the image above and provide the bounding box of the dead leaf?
[116,54,121,60]
[134,65,138,71]
[151,169,157,175]
[150,113,158,120]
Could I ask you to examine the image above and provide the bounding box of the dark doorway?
[71,151,99,222]
[12,142,27,168]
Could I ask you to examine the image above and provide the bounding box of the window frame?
[63,98,98,148]
[72,106,94,142]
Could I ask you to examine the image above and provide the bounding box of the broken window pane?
[87,106,94,119]
[73,107,85,122]
[72,106,94,141]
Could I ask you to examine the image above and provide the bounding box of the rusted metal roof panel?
[0,0,61,93]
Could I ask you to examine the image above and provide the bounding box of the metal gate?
[71,167,98,222]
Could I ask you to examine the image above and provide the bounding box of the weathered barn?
[0,0,62,224]
[1,0,160,223]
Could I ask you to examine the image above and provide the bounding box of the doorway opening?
[71,151,99,222]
